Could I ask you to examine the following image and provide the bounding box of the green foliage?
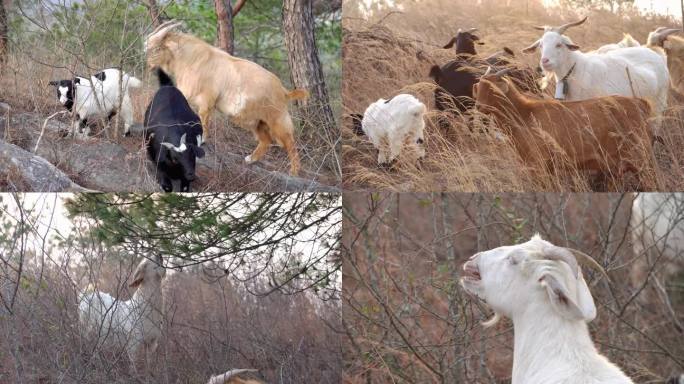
[64,193,342,297]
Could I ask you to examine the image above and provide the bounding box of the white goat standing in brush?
[78,255,165,372]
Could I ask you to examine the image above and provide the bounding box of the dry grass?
[0,258,341,384]
[342,0,684,192]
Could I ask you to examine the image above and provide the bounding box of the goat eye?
[508,255,518,265]
[556,43,562,48]
[417,138,424,144]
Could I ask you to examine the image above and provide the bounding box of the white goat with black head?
[49,68,141,137]
[78,254,166,372]
[460,235,633,384]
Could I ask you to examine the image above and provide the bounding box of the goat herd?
[351,16,684,190]
[47,20,308,192]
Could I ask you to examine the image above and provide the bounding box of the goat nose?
[541,58,550,64]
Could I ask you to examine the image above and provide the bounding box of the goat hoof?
[245,155,254,164]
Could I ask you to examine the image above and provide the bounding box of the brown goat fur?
[662,36,684,96]
[145,21,309,175]
[473,74,658,190]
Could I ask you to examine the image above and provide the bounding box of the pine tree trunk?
[0,0,9,64]
[215,0,234,55]
[282,0,337,136]
[145,0,162,27]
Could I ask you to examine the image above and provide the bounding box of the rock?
[0,112,340,192]
[0,140,89,191]
[34,139,158,192]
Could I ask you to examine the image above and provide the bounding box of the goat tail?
[286,88,309,101]
[206,369,258,384]
[156,68,175,87]
[350,113,365,136]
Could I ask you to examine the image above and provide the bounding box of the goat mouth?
[461,261,481,281]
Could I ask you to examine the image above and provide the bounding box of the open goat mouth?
[461,260,481,281]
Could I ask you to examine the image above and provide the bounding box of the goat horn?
[565,248,611,281]
[180,133,187,146]
[457,28,463,34]
[651,27,681,46]
[555,16,588,34]
[468,28,478,33]
[148,20,183,41]
[206,369,259,384]
[148,19,178,36]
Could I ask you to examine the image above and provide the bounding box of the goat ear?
[443,37,457,49]
[539,271,596,321]
[522,40,540,54]
[129,263,146,288]
[193,145,205,158]
[565,43,581,51]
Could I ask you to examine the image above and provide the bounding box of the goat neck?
[548,49,583,97]
[511,298,597,383]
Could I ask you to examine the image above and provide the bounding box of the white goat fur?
[63,68,141,136]
[594,34,641,54]
[524,26,669,119]
[460,235,633,384]
[361,94,426,165]
[78,256,165,367]
[630,193,684,286]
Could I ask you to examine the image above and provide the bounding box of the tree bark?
[215,0,234,54]
[0,0,9,64]
[282,0,337,136]
[144,0,162,27]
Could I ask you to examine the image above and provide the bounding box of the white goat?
[49,68,142,137]
[630,193,684,285]
[460,235,632,384]
[594,33,641,54]
[352,94,426,166]
[523,17,669,120]
[78,255,165,371]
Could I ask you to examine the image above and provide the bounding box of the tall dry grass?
[0,254,341,383]
[342,0,684,192]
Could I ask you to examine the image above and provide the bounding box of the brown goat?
[473,68,658,190]
[145,21,309,175]
[647,27,684,97]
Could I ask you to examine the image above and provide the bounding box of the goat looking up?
[78,255,166,372]
[461,234,632,384]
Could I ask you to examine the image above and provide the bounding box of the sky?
[543,0,682,15]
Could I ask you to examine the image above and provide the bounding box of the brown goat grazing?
[473,68,658,190]
[145,20,309,175]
